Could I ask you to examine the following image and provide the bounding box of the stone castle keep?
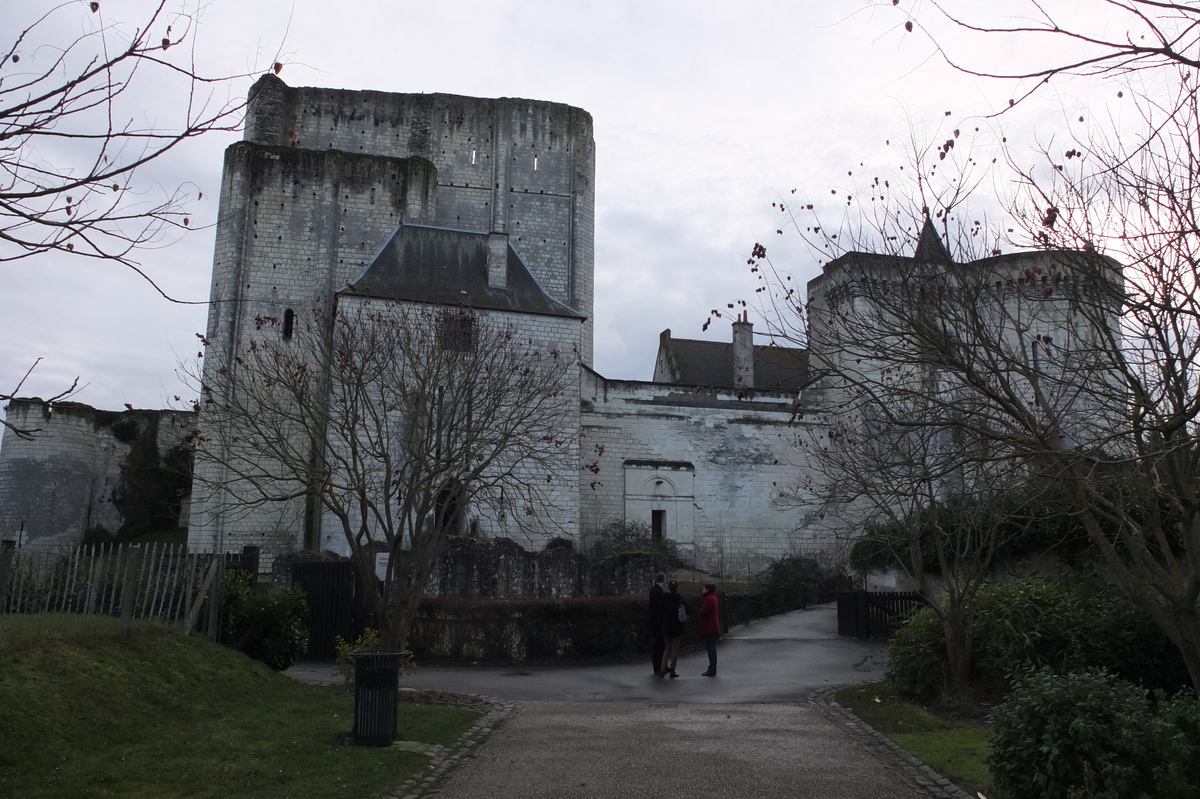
[0,76,1116,576]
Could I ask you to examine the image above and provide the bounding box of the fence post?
[242,546,261,590]
[206,556,225,641]
[0,540,15,614]
[119,546,142,634]
[854,589,870,640]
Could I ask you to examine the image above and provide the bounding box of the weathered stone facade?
[0,78,1118,579]
[0,400,193,548]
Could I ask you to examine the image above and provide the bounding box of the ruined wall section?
[578,371,830,575]
[0,401,194,549]
[243,76,597,365]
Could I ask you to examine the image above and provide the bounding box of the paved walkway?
[286,605,975,799]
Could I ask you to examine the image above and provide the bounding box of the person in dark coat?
[699,583,720,676]
[660,579,687,678]
[648,572,666,676]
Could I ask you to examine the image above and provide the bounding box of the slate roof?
[914,214,954,266]
[660,337,809,390]
[341,223,584,319]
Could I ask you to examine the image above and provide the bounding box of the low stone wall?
[428,537,656,599]
[409,595,649,662]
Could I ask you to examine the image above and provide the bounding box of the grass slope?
[0,615,480,799]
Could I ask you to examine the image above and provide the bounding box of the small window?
[283,308,295,339]
[439,312,476,352]
[651,509,665,541]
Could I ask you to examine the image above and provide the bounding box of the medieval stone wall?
[0,400,194,548]
[242,76,596,365]
[577,370,834,575]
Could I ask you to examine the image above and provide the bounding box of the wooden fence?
[836,590,926,639]
[0,540,259,636]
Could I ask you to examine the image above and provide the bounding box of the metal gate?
[837,590,926,638]
[290,560,362,660]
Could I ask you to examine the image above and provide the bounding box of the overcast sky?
[2,0,1083,423]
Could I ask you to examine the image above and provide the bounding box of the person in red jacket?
[699,583,720,677]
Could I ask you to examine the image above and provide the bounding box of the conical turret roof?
[914,214,954,266]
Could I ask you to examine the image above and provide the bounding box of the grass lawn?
[0,614,482,799]
[836,681,993,797]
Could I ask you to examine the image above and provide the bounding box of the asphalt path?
[397,603,890,703]
[287,606,958,799]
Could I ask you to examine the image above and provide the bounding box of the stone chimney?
[732,312,754,389]
[487,232,509,289]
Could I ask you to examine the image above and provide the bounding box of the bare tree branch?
[189,300,578,648]
[1,0,276,279]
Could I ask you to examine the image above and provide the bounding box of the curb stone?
[808,687,978,799]
[385,691,521,799]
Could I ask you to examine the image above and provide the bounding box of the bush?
[333,628,417,689]
[988,669,1155,799]
[760,554,849,606]
[886,605,948,699]
[885,578,1191,699]
[1149,692,1200,799]
[587,519,682,567]
[221,571,309,671]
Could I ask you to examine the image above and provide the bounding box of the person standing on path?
[648,572,666,676]
[699,583,720,676]
[660,580,686,678]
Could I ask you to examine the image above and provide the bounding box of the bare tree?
[888,0,1200,108]
[2,0,261,272]
[799,399,1017,691]
[191,300,579,649]
[859,0,1200,696]
[1,1,278,436]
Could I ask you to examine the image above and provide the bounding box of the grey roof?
[914,215,954,266]
[663,338,809,390]
[341,224,584,319]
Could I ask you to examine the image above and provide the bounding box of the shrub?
[1148,691,1200,799]
[333,628,417,689]
[221,571,309,671]
[760,554,849,605]
[587,519,682,567]
[886,605,948,699]
[886,577,1191,699]
[988,669,1155,799]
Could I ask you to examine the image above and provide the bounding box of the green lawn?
[0,615,481,799]
[836,682,992,796]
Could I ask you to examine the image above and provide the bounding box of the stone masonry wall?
[242,76,597,365]
[0,400,194,548]
[578,371,835,576]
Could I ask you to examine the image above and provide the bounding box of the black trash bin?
[352,649,405,746]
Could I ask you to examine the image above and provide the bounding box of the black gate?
[291,560,362,660]
[837,590,926,639]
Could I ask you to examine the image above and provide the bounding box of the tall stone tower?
[191,76,595,557]
[206,75,595,368]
